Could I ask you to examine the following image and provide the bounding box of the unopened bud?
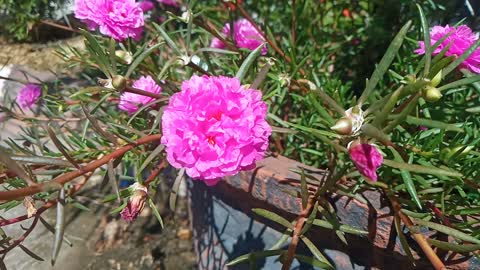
[345,106,364,134]
[430,69,442,87]
[112,75,127,90]
[115,50,133,64]
[404,74,416,83]
[331,117,353,135]
[120,183,148,222]
[423,86,442,102]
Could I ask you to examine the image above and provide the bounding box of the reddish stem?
[0,216,40,254]
[0,134,162,202]
[144,160,167,186]
[281,198,314,270]
[124,85,165,100]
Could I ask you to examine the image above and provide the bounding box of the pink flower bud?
[120,184,148,222]
[349,143,383,181]
[139,1,155,12]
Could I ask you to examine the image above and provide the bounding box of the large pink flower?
[416,25,480,73]
[16,84,41,110]
[349,143,383,181]
[119,76,162,114]
[210,19,267,55]
[74,0,144,41]
[161,75,271,185]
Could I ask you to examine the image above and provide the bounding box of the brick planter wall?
[189,156,480,269]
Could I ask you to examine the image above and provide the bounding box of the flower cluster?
[16,84,41,110]
[74,0,144,41]
[119,75,162,114]
[161,75,271,185]
[211,18,268,55]
[416,25,480,73]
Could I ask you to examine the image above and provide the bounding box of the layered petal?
[161,75,271,183]
[416,25,480,73]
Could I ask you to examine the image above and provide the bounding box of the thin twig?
[0,134,162,201]
[124,85,164,99]
[281,198,313,270]
[39,20,80,34]
[144,160,167,186]
[0,216,40,254]
[389,194,446,270]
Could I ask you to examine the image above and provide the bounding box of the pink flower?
[157,0,178,7]
[74,0,144,41]
[349,143,383,181]
[119,76,162,114]
[139,0,155,11]
[416,25,480,73]
[210,37,225,50]
[74,0,103,30]
[210,19,267,55]
[16,84,41,110]
[120,183,147,222]
[161,75,271,185]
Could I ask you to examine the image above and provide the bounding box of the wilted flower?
[415,25,480,73]
[120,183,148,222]
[74,0,144,41]
[157,0,178,7]
[210,18,267,55]
[16,84,41,110]
[119,75,162,114]
[349,143,383,181]
[23,197,37,218]
[161,75,271,185]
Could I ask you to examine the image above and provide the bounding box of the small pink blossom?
[16,84,41,110]
[139,0,155,11]
[416,25,480,73]
[349,143,383,181]
[120,183,147,222]
[157,0,178,7]
[119,76,162,114]
[74,0,145,41]
[161,75,271,185]
[210,19,267,55]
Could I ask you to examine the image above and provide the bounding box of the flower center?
[207,136,216,146]
[211,111,222,121]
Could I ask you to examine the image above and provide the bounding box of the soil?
[85,193,196,270]
[0,36,84,73]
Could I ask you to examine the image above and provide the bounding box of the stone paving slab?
[0,65,98,270]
